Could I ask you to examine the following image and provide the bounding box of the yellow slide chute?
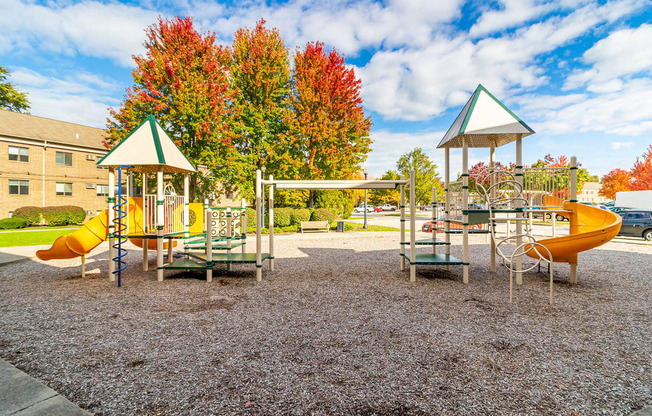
[36,210,110,261]
[526,196,622,263]
[36,198,203,261]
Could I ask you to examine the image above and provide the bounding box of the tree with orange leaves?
[106,16,234,201]
[599,169,633,199]
[631,145,652,191]
[599,145,652,198]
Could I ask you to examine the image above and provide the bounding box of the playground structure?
[36,116,264,283]
[256,172,413,281]
[408,84,621,302]
[35,92,621,296]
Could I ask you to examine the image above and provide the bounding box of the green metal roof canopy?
[437,84,534,149]
[97,115,197,173]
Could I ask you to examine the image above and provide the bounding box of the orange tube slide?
[36,210,109,261]
[526,196,622,263]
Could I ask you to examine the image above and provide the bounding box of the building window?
[56,182,73,196]
[9,180,29,195]
[96,184,109,197]
[8,146,29,162]
[56,151,73,166]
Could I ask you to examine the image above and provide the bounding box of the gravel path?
[1,232,651,415]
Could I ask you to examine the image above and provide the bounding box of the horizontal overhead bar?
[261,180,409,190]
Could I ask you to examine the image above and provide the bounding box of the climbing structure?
[96,115,198,283]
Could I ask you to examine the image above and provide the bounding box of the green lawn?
[0,228,78,247]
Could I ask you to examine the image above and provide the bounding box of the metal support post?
[156,167,164,282]
[462,138,469,284]
[400,175,406,271]
[515,134,523,284]
[108,168,115,281]
[269,175,274,271]
[255,169,262,282]
[410,169,416,282]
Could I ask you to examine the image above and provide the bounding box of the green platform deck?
[159,258,209,270]
[185,241,245,250]
[188,252,270,264]
[402,252,464,265]
[400,238,450,246]
[441,229,491,234]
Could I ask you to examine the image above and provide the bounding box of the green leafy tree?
[0,66,30,113]
[396,148,443,206]
[229,19,294,201]
[106,16,235,201]
[369,170,401,205]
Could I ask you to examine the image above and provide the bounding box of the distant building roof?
[0,109,107,150]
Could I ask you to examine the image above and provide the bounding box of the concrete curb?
[0,360,90,416]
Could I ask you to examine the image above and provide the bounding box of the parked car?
[580,202,608,210]
[617,210,652,241]
[421,216,483,232]
[609,206,632,213]
[379,204,397,211]
[373,206,383,212]
[353,205,374,213]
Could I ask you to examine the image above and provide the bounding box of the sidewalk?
[0,246,46,267]
[0,359,90,415]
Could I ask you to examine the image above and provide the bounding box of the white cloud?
[10,68,119,127]
[364,130,446,177]
[564,24,652,91]
[518,78,652,137]
[357,0,644,121]
[610,141,635,150]
[0,0,159,66]
[469,0,556,37]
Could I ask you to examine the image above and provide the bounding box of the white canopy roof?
[97,116,197,173]
[437,84,534,149]
[263,179,409,190]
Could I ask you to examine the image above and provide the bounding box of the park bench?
[300,221,330,233]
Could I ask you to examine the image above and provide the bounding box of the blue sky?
[2,0,652,179]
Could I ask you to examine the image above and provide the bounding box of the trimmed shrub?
[42,206,86,226]
[12,206,42,225]
[290,208,311,225]
[341,199,354,219]
[0,217,29,229]
[245,208,256,228]
[273,207,292,227]
[311,208,335,223]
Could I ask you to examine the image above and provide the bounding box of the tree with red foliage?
[631,144,652,191]
[106,16,234,201]
[288,42,372,205]
[599,169,633,199]
[289,43,372,179]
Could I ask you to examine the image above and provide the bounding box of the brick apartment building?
[0,109,109,219]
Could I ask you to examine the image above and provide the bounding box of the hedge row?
[11,205,86,226]
[0,217,29,229]
[245,207,336,228]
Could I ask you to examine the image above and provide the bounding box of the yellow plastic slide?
[36,210,109,261]
[526,196,622,263]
